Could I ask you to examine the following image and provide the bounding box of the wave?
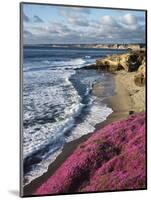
[66,98,113,142]
[23,69,88,185]
[24,58,87,73]
[24,97,113,186]
[46,58,86,69]
[23,70,82,157]
[84,55,91,59]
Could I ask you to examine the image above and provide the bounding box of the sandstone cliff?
[96,50,145,72]
[94,50,146,88]
[48,44,145,50]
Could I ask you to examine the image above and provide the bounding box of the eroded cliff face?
[94,44,142,50]
[95,50,146,87]
[50,44,144,50]
[96,54,129,72]
[35,113,146,195]
[96,50,145,72]
[134,58,146,87]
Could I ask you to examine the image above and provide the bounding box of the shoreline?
[23,74,115,195]
[22,46,146,196]
[23,62,145,196]
[23,69,142,196]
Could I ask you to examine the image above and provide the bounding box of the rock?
[81,64,98,70]
[138,61,146,77]
[128,51,145,72]
[129,111,135,115]
[96,55,126,72]
[134,73,145,87]
[134,58,146,87]
[94,50,145,73]
[35,113,146,195]
[91,44,141,50]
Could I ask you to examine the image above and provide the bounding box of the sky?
[22,3,146,44]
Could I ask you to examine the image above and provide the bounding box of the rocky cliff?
[96,50,145,71]
[94,44,142,50]
[48,43,145,50]
[93,50,146,87]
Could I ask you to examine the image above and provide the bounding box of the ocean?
[23,46,126,185]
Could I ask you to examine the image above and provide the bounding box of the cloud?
[120,13,137,25]
[33,15,44,23]
[89,14,145,43]
[118,13,144,31]
[58,7,91,27]
[100,15,118,26]
[23,13,44,23]
[137,15,145,22]
[23,10,145,44]
[24,30,33,37]
[67,17,90,27]
[58,7,91,15]
[26,22,72,38]
[48,22,71,35]
[23,13,30,23]
[70,7,91,14]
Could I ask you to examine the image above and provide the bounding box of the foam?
[24,58,88,73]
[23,67,89,185]
[50,58,86,69]
[23,95,112,186]
[66,97,113,142]
[23,69,83,158]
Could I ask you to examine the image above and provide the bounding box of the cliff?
[89,50,146,88]
[46,43,145,50]
[93,44,142,50]
[96,50,145,71]
[134,57,146,87]
[35,113,146,195]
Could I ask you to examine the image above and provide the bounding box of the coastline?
[23,67,145,196]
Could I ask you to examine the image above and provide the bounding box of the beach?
[101,70,145,122]
[23,48,146,196]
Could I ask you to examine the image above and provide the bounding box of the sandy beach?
[93,69,145,126]
[112,71,145,113]
[23,63,146,196]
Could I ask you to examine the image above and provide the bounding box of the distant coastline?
[24,43,146,50]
